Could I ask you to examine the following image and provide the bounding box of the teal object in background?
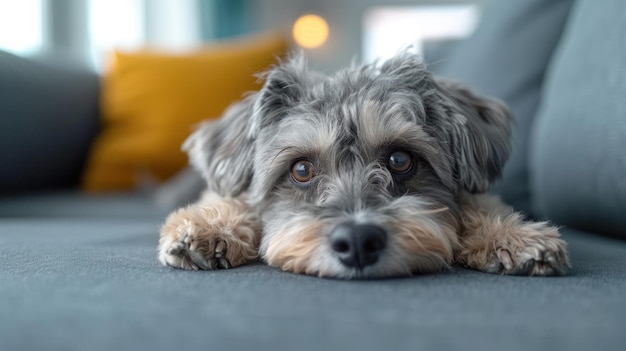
[199,0,255,40]
[530,0,626,239]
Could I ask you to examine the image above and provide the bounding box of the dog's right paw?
[158,202,260,270]
[159,225,232,270]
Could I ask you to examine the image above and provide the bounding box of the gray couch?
[2,1,625,350]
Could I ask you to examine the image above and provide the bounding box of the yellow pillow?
[83,34,288,192]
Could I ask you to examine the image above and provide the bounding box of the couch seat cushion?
[1,219,624,351]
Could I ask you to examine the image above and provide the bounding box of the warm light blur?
[292,14,329,49]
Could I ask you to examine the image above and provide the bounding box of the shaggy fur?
[158,51,570,278]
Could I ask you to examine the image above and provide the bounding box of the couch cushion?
[0,221,624,351]
[530,0,626,238]
[82,33,288,192]
[433,0,573,214]
[0,191,168,220]
[0,50,100,195]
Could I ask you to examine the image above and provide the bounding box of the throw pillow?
[0,50,99,195]
[83,33,288,191]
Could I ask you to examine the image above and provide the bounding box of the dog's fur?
[158,52,570,278]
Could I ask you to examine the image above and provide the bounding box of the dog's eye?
[291,160,315,183]
[388,150,413,174]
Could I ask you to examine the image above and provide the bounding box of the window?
[0,0,43,54]
[88,0,200,70]
[88,0,145,69]
[363,5,479,63]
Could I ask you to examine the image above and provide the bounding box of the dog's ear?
[184,53,310,197]
[252,52,311,132]
[378,50,432,92]
[434,78,512,194]
[378,52,511,193]
[184,98,256,197]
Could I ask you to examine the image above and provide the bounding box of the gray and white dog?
[158,51,570,279]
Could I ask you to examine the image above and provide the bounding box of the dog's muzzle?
[330,223,387,269]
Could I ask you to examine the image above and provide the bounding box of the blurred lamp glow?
[293,14,329,49]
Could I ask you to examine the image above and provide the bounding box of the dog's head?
[186,52,512,278]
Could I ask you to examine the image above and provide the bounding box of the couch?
[1,1,625,350]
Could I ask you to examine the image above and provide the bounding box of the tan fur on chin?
[258,205,460,278]
[385,208,459,274]
[158,191,570,277]
[393,224,456,273]
[261,220,326,275]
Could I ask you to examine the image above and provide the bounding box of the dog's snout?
[330,223,387,269]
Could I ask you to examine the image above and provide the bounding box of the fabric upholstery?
[0,218,624,351]
[433,0,574,214]
[530,0,626,238]
[0,191,168,220]
[0,50,100,195]
[83,34,288,192]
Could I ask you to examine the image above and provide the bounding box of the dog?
[158,51,570,279]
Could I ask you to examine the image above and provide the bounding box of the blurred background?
[2,2,626,349]
[1,0,623,238]
[0,0,483,72]
[0,0,489,203]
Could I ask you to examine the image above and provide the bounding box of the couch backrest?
[432,0,575,215]
[530,0,626,238]
[435,0,626,238]
[0,50,100,195]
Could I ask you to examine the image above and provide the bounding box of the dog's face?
[186,52,512,278]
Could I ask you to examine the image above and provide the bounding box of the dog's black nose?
[330,223,387,269]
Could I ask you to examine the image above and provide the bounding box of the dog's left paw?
[491,223,570,276]
[494,239,569,276]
